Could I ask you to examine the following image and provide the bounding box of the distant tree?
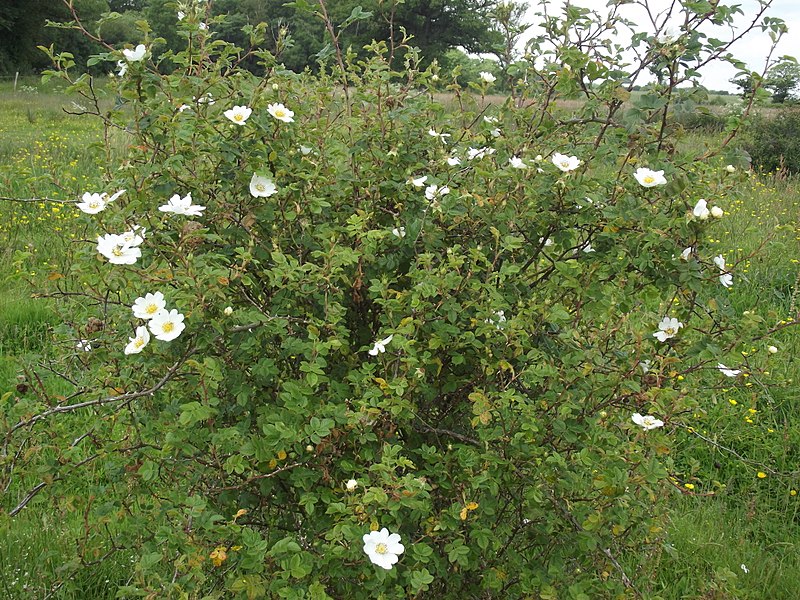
[108,0,145,10]
[730,73,757,99]
[764,61,800,103]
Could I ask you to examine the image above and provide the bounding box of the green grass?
[1,84,800,598]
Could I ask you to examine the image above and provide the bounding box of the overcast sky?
[517,0,800,91]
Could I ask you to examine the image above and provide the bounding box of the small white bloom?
[714,255,733,288]
[467,147,496,160]
[535,155,543,162]
[198,22,208,31]
[345,479,358,492]
[446,156,462,166]
[692,198,710,220]
[740,564,749,574]
[299,145,313,155]
[551,152,581,172]
[148,309,186,342]
[249,174,278,198]
[158,192,206,216]
[509,156,527,169]
[713,255,727,271]
[97,233,141,265]
[121,225,145,247]
[116,60,127,77]
[178,104,192,113]
[485,310,507,329]
[223,105,252,125]
[653,316,683,342]
[631,412,664,430]
[539,237,553,247]
[726,165,736,173]
[710,205,724,218]
[132,292,167,320]
[76,339,92,352]
[582,243,595,253]
[634,167,667,188]
[362,528,404,570]
[410,175,428,188]
[124,326,150,355]
[479,71,496,84]
[267,103,294,123]
[483,116,499,124]
[122,44,146,62]
[640,359,652,373]
[425,184,450,201]
[717,363,741,377]
[368,334,394,356]
[768,345,778,354]
[391,227,406,238]
[77,192,107,214]
[223,306,234,316]
[680,247,693,261]
[195,93,215,105]
[428,128,451,143]
[177,10,185,20]
[490,127,501,137]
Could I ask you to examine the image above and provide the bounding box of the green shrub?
[743,108,800,175]
[4,1,789,598]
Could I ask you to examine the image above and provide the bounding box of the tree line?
[0,0,521,80]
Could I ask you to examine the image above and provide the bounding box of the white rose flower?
[768,345,778,354]
[249,174,278,198]
[391,227,406,238]
[710,205,724,218]
[509,156,527,169]
[122,44,146,62]
[726,165,736,173]
[223,105,252,125]
[425,184,450,201]
[446,156,462,166]
[551,152,581,172]
[97,233,141,265]
[717,363,742,377]
[124,326,151,355]
[223,306,234,316]
[692,198,710,220]
[362,528,404,570]
[368,334,393,356]
[653,316,683,342]
[428,128,451,143]
[267,103,294,123]
[631,413,664,430]
[148,309,186,342]
[158,192,206,216]
[634,167,667,187]
[345,479,358,492]
[479,71,496,83]
[76,193,107,214]
[132,292,167,320]
[410,175,428,188]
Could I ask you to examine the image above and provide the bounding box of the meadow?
[1,77,799,598]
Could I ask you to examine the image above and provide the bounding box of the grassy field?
[1,78,799,598]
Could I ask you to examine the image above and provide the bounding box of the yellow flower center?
[665,328,675,335]
[256,184,265,191]
[112,246,124,256]
[275,109,286,118]
[146,303,159,314]
[375,543,388,555]
[560,161,569,168]
[162,322,175,333]
[644,176,654,184]
[643,417,654,426]
[134,338,145,348]
[234,114,243,121]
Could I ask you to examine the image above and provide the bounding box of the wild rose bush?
[7,1,790,597]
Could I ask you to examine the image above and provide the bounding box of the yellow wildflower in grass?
[757,472,767,479]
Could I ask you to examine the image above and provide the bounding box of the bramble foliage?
[4,1,793,598]
[743,108,800,175]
